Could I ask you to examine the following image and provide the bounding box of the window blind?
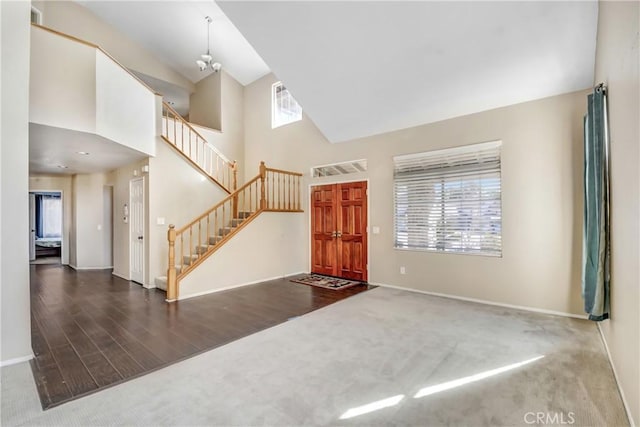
[393,141,502,256]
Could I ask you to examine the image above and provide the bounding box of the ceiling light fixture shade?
[196,16,221,73]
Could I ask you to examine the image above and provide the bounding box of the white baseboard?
[597,323,636,427]
[69,265,113,271]
[173,272,307,302]
[0,353,33,367]
[112,271,130,281]
[283,271,308,282]
[372,282,588,320]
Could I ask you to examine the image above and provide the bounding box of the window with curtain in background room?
[36,194,62,239]
[272,81,302,128]
[393,141,502,256]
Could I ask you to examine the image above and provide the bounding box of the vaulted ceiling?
[78,1,598,144]
[77,1,269,85]
[218,1,598,142]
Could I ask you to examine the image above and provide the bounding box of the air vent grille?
[312,159,367,178]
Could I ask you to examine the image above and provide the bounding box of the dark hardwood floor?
[30,264,373,409]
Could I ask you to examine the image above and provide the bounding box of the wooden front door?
[311,181,368,281]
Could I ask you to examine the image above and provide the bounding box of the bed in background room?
[35,238,61,258]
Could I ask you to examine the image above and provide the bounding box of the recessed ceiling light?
[76,151,90,155]
[57,165,68,169]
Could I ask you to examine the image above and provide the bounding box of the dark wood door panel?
[311,185,337,275]
[339,237,366,280]
[312,239,335,276]
[311,181,368,281]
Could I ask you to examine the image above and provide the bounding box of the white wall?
[96,50,157,156]
[30,25,96,133]
[179,213,306,299]
[70,173,111,269]
[189,71,222,131]
[107,159,149,281]
[190,71,245,173]
[245,73,589,316]
[31,0,193,93]
[148,139,229,286]
[29,175,73,265]
[593,1,640,424]
[1,0,32,365]
[30,26,157,157]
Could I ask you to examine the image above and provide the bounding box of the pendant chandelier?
[196,16,221,73]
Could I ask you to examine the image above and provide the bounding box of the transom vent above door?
[311,159,367,178]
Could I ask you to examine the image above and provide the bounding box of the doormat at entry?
[290,274,363,291]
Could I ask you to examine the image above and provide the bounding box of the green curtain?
[582,85,610,321]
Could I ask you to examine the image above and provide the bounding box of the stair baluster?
[161,101,236,194]
[165,161,303,301]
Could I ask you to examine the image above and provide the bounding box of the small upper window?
[272,82,302,128]
[31,6,42,25]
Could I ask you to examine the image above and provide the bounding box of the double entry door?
[311,181,368,281]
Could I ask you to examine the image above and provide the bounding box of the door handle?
[138,236,143,240]
[332,231,342,238]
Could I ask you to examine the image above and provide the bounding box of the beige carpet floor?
[1,287,629,426]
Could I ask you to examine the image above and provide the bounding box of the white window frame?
[271,81,302,129]
[393,141,502,257]
[31,6,43,25]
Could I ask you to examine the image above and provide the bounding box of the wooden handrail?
[162,102,233,165]
[32,23,240,195]
[161,101,236,193]
[31,23,162,97]
[162,102,208,142]
[160,135,232,194]
[166,161,304,300]
[264,167,304,177]
[174,174,261,235]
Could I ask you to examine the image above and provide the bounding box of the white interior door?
[130,178,144,284]
[103,186,113,267]
[29,193,36,261]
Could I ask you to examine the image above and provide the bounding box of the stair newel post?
[232,161,239,219]
[232,161,238,192]
[167,224,178,301]
[259,161,267,210]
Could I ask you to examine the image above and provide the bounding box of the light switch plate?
[157,217,165,225]
[372,226,380,234]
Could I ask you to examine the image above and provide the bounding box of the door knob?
[138,236,143,240]
[336,231,342,238]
